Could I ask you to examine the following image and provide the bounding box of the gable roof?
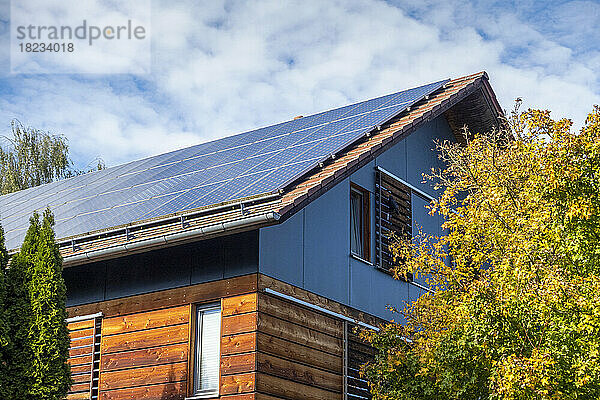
[0,72,501,265]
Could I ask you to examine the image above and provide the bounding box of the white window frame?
[188,303,221,399]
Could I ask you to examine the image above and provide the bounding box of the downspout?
[63,211,280,267]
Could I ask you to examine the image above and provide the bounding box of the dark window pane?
[351,189,364,257]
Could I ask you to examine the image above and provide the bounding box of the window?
[191,304,221,398]
[350,183,371,260]
[375,169,412,279]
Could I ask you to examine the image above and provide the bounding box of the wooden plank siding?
[97,305,190,400]
[220,290,348,399]
[64,273,379,399]
[220,293,258,396]
[255,292,344,400]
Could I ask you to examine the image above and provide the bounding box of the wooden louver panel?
[375,170,412,277]
[345,322,375,400]
[67,315,102,400]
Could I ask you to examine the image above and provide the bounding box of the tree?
[0,120,104,195]
[25,210,71,399]
[0,226,10,396]
[0,120,70,195]
[363,104,600,399]
[4,224,35,399]
[3,211,71,399]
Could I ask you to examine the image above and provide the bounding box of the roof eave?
[51,72,501,267]
[62,210,280,267]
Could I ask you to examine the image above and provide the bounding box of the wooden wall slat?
[257,353,342,392]
[220,394,256,400]
[258,313,342,356]
[222,353,256,376]
[222,332,256,355]
[222,313,258,336]
[71,364,93,375]
[66,392,91,400]
[68,319,95,331]
[255,395,288,400]
[72,374,92,384]
[101,342,188,372]
[70,382,90,393]
[222,293,258,317]
[70,336,94,347]
[258,294,343,338]
[100,361,187,391]
[99,381,186,400]
[69,344,93,358]
[102,305,189,336]
[68,354,93,366]
[68,275,379,400]
[221,372,256,395]
[256,372,340,400]
[101,324,188,354]
[257,332,342,374]
[70,328,95,340]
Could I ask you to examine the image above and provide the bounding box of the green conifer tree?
[0,225,10,396]
[25,210,71,399]
[3,211,71,399]
[4,221,35,399]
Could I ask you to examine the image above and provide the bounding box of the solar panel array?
[0,78,449,249]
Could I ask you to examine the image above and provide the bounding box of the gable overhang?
[272,72,502,222]
[54,72,501,267]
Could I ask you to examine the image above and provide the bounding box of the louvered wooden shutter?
[67,314,102,400]
[344,322,376,400]
[375,170,412,278]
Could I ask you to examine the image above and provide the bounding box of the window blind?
[345,322,376,400]
[193,305,221,396]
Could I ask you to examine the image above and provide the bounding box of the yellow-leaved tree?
[363,103,600,399]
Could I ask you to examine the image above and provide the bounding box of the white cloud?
[0,0,598,168]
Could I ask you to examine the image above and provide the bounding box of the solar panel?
[0,78,449,249]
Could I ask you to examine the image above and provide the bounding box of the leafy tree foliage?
[2,211,71,399]
[0,120,70,195]
[363,104,600,399]
[0,120,104,195]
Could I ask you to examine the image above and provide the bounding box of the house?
[0,71,501,400]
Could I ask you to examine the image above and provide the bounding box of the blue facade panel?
[303,180,351,304]
[376,139,407,181]
[406,116,456,197]
[259,116,456,320]
[259,210,304,286]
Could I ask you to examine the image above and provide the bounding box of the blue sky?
[0,0,598,169]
